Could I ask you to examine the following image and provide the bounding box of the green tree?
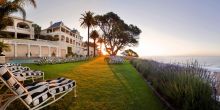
[80,11,97,56]
[32,24,41,39]
[0,41,10,56]
[95,12,141,55]
[90,30,99,57]
[122,49,139,57]
[0,0,36,30]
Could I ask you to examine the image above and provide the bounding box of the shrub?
[130,59,218,110]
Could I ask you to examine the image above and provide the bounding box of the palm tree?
[80,11,96,56]
[0,41,10,56]
[90,30,99,57]
[0,0,36,30]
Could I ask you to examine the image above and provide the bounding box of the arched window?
[54,35,59,41]
[66,37,69,43]
[17,22,30,29]
[61,35,65,41]
[70,39,72,44]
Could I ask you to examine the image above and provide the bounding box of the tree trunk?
[87,27,90,57]
[93,39,96,57]
[100,42,102,55]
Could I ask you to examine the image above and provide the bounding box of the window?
[54,35,59,41]
[70,39,72,44]
[61,36,65,41]
[17,22,30,29]
[66,37,69,43]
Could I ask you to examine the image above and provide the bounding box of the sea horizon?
[141,56,220,72]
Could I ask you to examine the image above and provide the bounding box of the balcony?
[2,26,15,32]
[17,22,32,34]
[17,27,31,34]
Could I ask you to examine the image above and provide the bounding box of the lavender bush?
[130,59,219,110]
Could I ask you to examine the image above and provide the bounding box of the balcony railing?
[6,26,15,29]
[17,27,31,32]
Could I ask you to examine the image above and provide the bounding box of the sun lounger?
[0,66,76,110]
[5,64,44,82]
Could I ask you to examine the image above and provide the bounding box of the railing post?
[14,43,17,58]
[27,44,30,58]
[48,46,51,57]
[39,46,42,57]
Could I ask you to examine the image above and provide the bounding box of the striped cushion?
[0,66,33,105]
[32,90,51,106]
[5,65,43,81]
[24,71,44,76]
[50,80,75,94]
[46,77,66,84]
[5,63,21,67]
[24,83,51,106]
[0,66,75,107]
[26,77,75,94]
[47,78,75,94]
[24,78,75,106]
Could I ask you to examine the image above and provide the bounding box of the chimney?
[50,21,53,26]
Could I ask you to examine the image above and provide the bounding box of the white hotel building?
[0,16,86,58]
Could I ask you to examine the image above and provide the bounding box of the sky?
[21,0,220,57]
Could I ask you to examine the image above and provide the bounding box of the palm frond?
[26,0,37,8]
[16,5,26,20]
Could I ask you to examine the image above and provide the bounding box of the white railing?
[17,27,31,32]
[6,26,15,29]
[2,26,15,32]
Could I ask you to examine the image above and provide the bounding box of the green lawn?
[10,57,164,110]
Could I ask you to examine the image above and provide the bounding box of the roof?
[9,16,33,23]
[48,21,63,28]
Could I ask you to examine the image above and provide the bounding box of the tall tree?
[32,24,41,39]
[90,30,99,57]
[95,12,141,55]
[80,11,96,56]
[0,0,36,30]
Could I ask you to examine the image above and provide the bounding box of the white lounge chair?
[0,66,76,110]
[5,64,44,82]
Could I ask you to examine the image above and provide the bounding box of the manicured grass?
[10,57,164,110]
[109,62,165,110]
[24,61,88,79]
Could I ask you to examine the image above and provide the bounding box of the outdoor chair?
[5,64,44,82]
[0,66,76,110]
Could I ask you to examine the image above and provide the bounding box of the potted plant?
[0,41,10,64]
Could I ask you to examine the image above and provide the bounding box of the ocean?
[142,56,220,72]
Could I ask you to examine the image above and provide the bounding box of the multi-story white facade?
[1,16,35,39]
[0,16,85,58]
[41,21,84,56]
